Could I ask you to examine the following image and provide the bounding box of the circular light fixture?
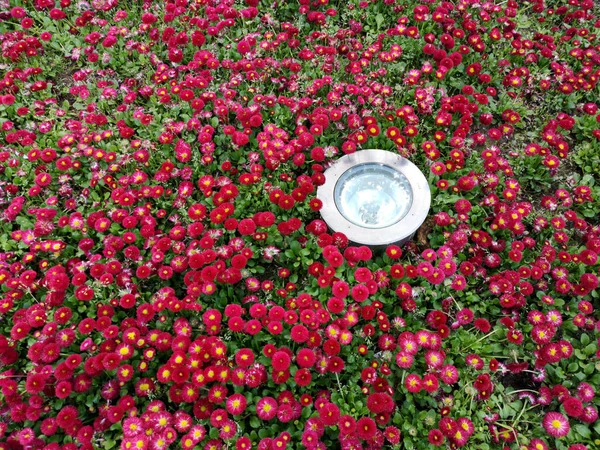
[317,149,431,248]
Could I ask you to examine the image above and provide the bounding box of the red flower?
[542,411,570,438]
[579,405,599,423]
[428,429,445,446]
[75,286,94,301]
[271,351,291,371]
[562,397,583,417]
[134,378,154,397]
[356,417,377,440]
[465,354,484,370]
[457,308,474,325]
[366,393,394,414]
[256,397,277,420]
[225,393,247,416]
[438,365,458,385]
[473,318,491,332]
[326,297,345,314]
[319,403,340,426]
[309,198,323,211]
[237,218,256,236]
[326,251,344,268]
[351,284,369,302]
[294,369,312,387]
[335,415,355,436]
[296,348,315,368]
[422,374,439,393]
[506,329,524,345]
[331,280,349,299]
[404,374,422,393]
[395,352,413,369]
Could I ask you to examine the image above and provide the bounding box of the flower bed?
[1,0,600,449]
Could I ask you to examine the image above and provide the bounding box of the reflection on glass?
[334,163,413,229]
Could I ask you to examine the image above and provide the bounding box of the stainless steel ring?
[317,149,431,247]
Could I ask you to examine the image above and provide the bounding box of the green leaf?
[581,334,590,346]
[250,417,261,428]
[584,343,596,356]
[16,216,33,229]
[584,362,595,375]
[104,441,116,449]
[583,210,596,218]
[258,429,269,439]
[573,424,591,439]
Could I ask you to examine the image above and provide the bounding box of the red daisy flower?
[297,348,316,368]
[219,420,236,440]
[331,280,349,299]
[226,393,247,416]
[395,351,414,369]
[384,426,401,444]
[319,403,340,426]
[351,284,370,302]
[405,374,422,393]
[338,415,356,435]
[563,397,583,417]
[579,405,598,423]
[294,368,312,387]
[542,411,570,438]
[356,417,377,440]
[271,351,291,371]
[422,374,439,393]
[256,397,277,420]
[529,438,549,450]
[428,429,444,446]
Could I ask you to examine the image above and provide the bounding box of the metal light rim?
[317,149,431,247]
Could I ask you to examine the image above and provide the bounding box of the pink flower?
[271,351,291,371]
[542,411,570,438]
[351,284,369,302]
[579,405,598,423]
[331,280,349,299]
[440,365,459,384]
[529,439,549,450]
[428,429,444,446]
[256,397,277,420]
[395,352,413,369]
[577,382,595,402]
[404,374,422,393]
[296,349,315,368]
[562,397,583,417]
[237,218,256,235]
[356,417,377,440]
[338,415,356,435]
[226,394,247,416]
[319,403,340,426]
[237,40,251,54]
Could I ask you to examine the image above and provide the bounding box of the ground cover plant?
[1,0,600,448]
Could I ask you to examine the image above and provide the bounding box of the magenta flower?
[542,411,570,438]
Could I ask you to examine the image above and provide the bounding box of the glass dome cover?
[317,149,431,248]
[334,163,413,229]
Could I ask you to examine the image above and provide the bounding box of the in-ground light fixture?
[317,149,431,248]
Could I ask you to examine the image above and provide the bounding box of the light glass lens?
[334,163,413,229]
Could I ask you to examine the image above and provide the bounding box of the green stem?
[461,329,499,352]
[335,372,345,403]
[505,389,539,395]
